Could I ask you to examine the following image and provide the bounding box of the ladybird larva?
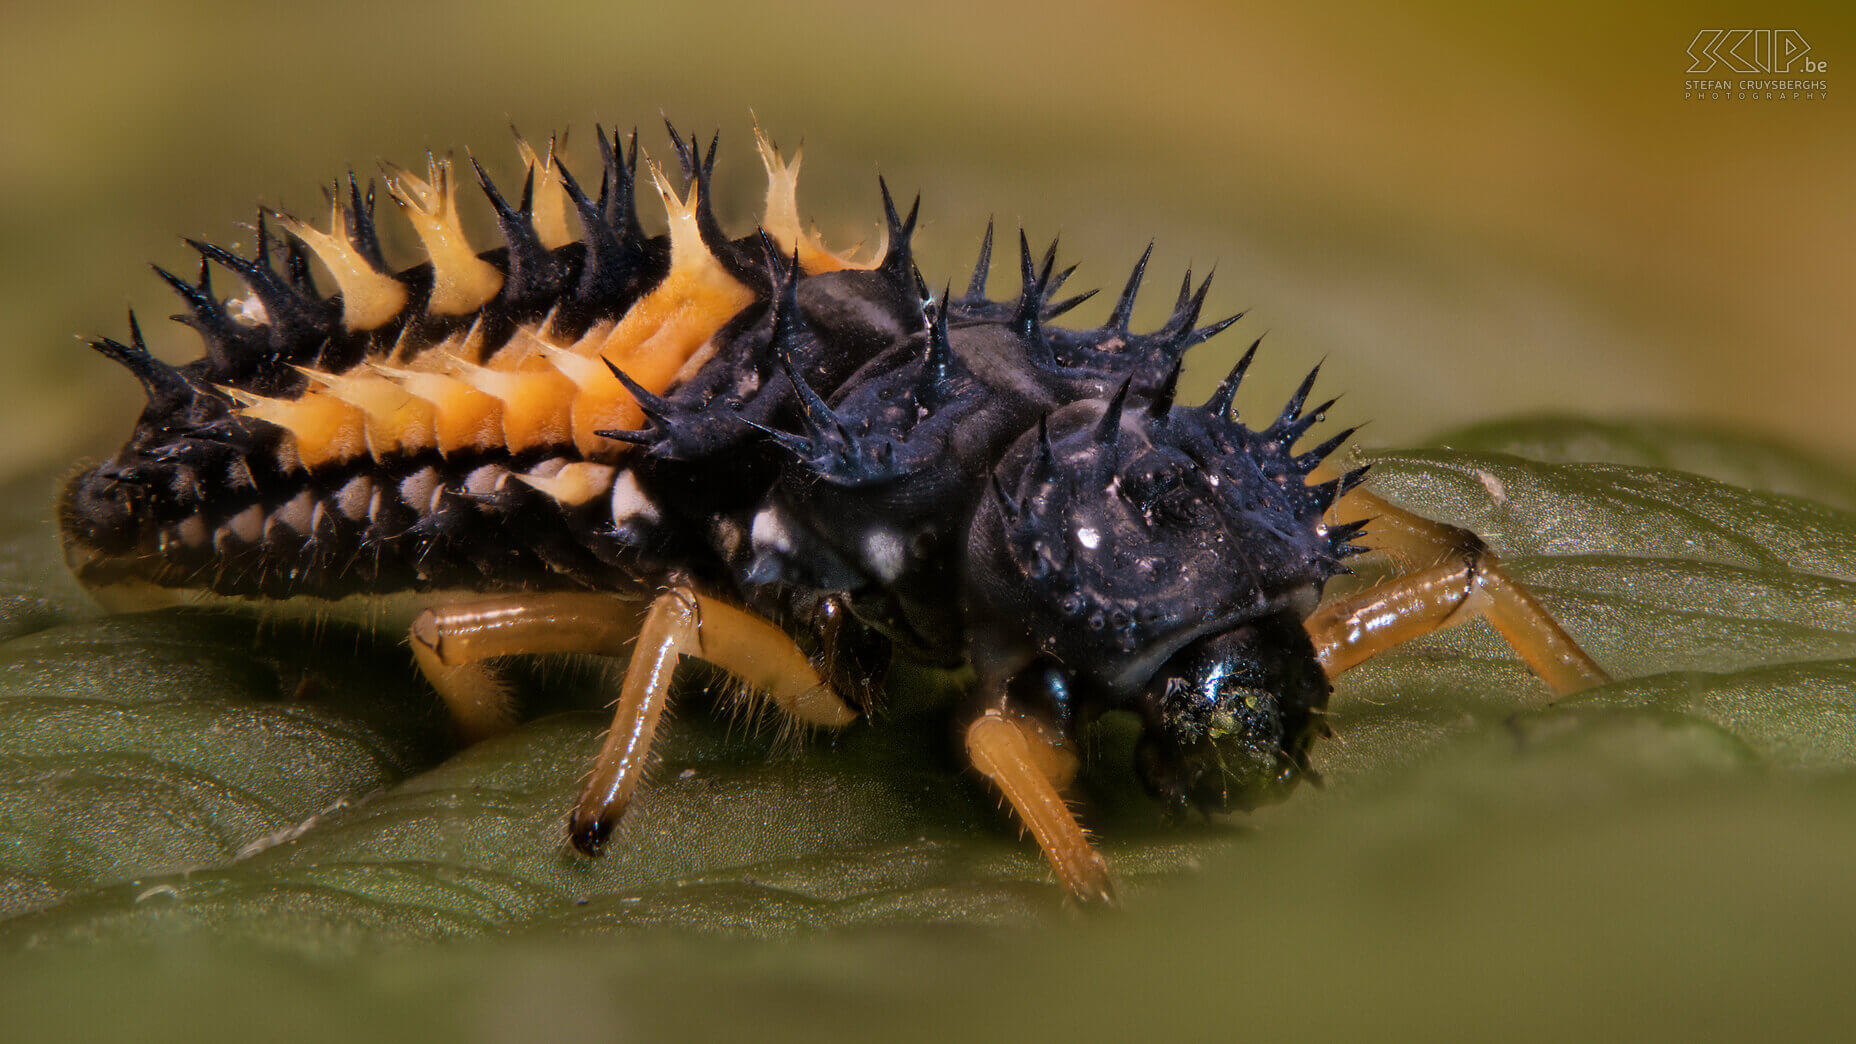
[59,119,1612,904]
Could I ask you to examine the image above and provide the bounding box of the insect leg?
[567,587,858,856]
[964,705,1116,906]
[410,592,650,742]
[1310,489,1610,694]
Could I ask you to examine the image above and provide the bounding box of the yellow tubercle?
[528,339,646,456]
[514,462,617,507]
[514,134,575,250]
[276,203,409,331]
[210,128,858,469]
[647,161,711,279]
[220,385,366,471]
[754,125,882,274]
[384,157,505,316]
[589,164,754,413]
[370,363,504,455]
[535,303,571,344]
[536,346,597,387]
[441,352,576,453]
[453,315,492,367]
[297,366,436,458]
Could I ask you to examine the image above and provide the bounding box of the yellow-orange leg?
[1309,489,1611,695]
[411,592,649,743]
[567,586,858,856]
[965,706,1116,907]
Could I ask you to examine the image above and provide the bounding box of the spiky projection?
[60,120,1373,836]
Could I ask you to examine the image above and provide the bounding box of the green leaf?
[1435,414,1856,511]
[4,418,1856,1038]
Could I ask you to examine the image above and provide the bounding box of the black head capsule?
[1135,612,1331,816]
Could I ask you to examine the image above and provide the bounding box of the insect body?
[59,123,1612,904]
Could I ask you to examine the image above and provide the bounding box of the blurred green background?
[3,0,1855,1040]
[3,0,1852,477]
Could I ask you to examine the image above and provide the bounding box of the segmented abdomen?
[59,126,890,599]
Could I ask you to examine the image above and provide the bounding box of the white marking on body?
[335,476,373,520]
[174,515,208,548]
[226,505,265,544]
[464,464,508,497]
[750,507,793,553]
[309,501,327,535]
[1076,527,1101,550]
[228,294,268,326]
[609,469,660,523]
[278,491,317,532]
[267,491,317,538]
[863,528,905,581]
[399,467,440,514]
